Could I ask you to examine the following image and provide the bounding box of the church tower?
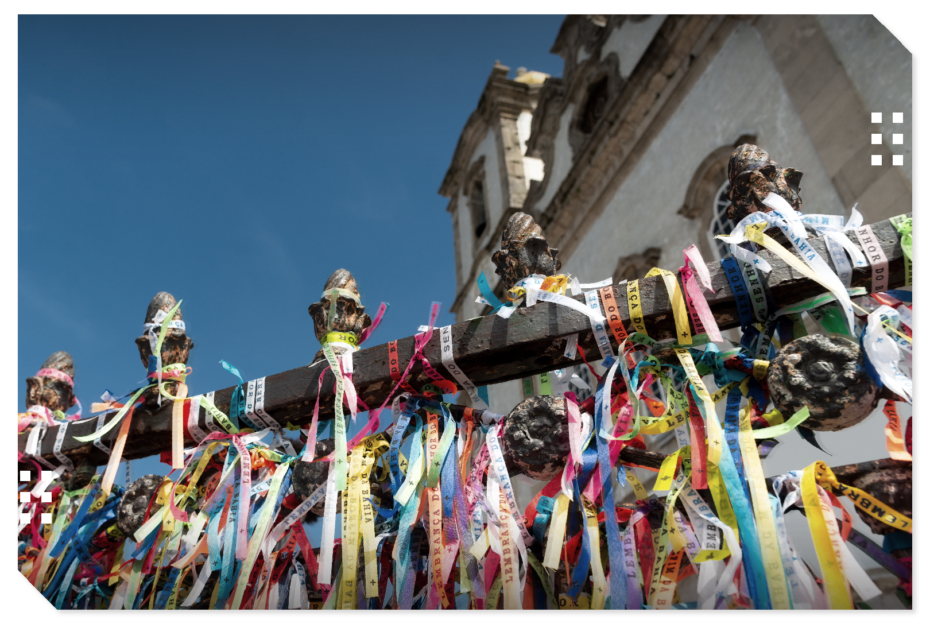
[439,62,548,326]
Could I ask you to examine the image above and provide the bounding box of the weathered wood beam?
[20,214,908,466]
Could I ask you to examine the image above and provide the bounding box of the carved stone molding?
[613,247,662,284]
[567,53,623,156]
[538,16,737,262]
[522,78,565,218]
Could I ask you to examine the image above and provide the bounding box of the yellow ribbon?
[645,267,692,345]
[627,280,648,336]
[812,461,911,533]
[802,463,854,609]
[323,331,359,349]
[739,405,791,609]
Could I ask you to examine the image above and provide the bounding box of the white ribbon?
[864,307,912,402]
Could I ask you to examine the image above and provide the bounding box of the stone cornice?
[438,64,542,199]
[535,16,737,261]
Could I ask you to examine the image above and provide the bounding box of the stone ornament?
[23,351,97,489]
[25,351,77,417]
[308,269,371,363]
[726,144,803,223]
[502,395,570,480]
[116,474,164,537]
[768,334,879,431]
[491,213,562,291]
[292,437,391,520]
[849,463,911,537]
[134,292,194,397]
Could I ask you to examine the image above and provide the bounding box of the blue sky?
[19,14,564,526]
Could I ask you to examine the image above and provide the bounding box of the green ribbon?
[322,331,359,348]
[527,550,558,609]
[752,406,810,439]
[890,215,912,286]
[73,384,148,443]
[890,215,912,260]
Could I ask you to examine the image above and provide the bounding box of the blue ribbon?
[154,567,181,609]
[883,289,912,303]
[563,446,599,601]
[440,416,457,520]
[567,475,592,599]
[43,545,77,600]
[692,388,771,609]
[53,558,80,609]
[51,478,102,556]
[388,399,417,497]
[220,360,245,430]
[721,257,754,328]
[594,386,628,609]
[477,271,507,311]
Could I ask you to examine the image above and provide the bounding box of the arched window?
[578,77,609,135]
[706,180,734,260]
[469,180,488,239]
[678,136,756,261]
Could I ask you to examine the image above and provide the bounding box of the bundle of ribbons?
[17,209,913,610]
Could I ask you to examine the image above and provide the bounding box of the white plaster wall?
[556,21,900,589]
[489,380,523,418]
[601,15,666,79]
[518,110,545,188]
[575,46,590,65]
[456,128,504,289]
[535,104,576,214]
[818,15,912,182]
[564,21,845,285]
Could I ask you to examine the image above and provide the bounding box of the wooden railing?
[19,214,908,468]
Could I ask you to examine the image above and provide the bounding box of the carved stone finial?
[501,395,570,480]
[25,351,76,414]
[491,213,562,291]
[768,334,879,431]
[308,269,372,360]
[116,474,163,537]
[726,144,803,222]
[850,464,911,537]
[134,291,194,370]
[292,438,390,520]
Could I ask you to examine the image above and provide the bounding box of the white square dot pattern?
[41,470,56,481]
[20,470,31,482]
[872,112,882,123]
[871,134,881,144]
[20,491,32,503]
[41,492,52,503]
[871,154,882,166]
[20,514,30,525]
[893,112,903,123]
[893,134,903,144]
[893,155,903,166]
[41,513,52,525]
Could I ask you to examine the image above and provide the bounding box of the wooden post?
[19,214,908,466]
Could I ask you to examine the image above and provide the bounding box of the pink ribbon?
[33,368,82,420]
[329,301,443,455]
[36,367,73,386]
[583,393,631,503]
[358,302,389,345]
[564,391,583,468]
[681,244,723,343]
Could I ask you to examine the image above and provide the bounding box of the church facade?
[440,14,909,417]
[438,18,910,602]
